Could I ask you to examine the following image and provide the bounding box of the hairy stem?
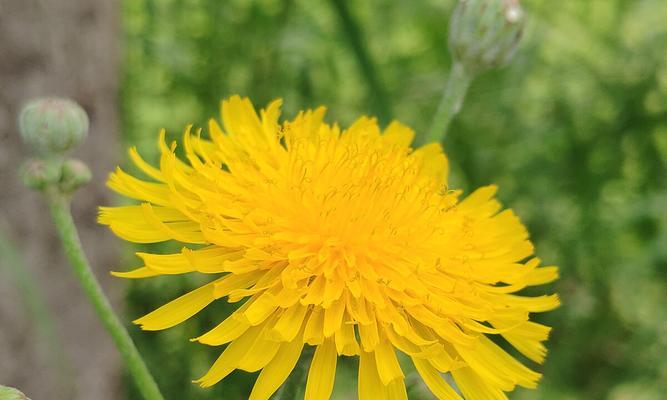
[44,189,164,400]
[424,61,473,145]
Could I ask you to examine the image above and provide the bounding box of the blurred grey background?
[0,1,121,399]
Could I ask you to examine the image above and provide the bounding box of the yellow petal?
[305,339,337,400]
[429,347,460,372]
[135,251,194,275]
[304,308,325,345]
[382,121,415,147]
[193,308,250,346]
[301,275,326,305]
[358,318,380,352]
[110,267,159,279]
[128,146,163,181]
[412,142,449,184]
[374,336,404,385]
[502,294,561,313]
[451,367,508,400]
[136,246,243,275]
[358,350,383,400]
[222,96,263,144]
[238,321,282,372]
[457,185,498,212]
[134,278,221,330]
[346,293,372,325]
[499,321,551,363]
[107,167,169,206]
[260,98,283,145]
[335,321,360,356]
[98,205,204,244]
[359,350,407,400]
[323,299,345,337]
[213,270,265,298]
[412,357,462,400]
[271,304,309,341]
[524,266,559,286]
[242,291,279,325]
[406,305,474,347]
[454,336,541,391]
[195,323,264,387]
[384,325,421,355]
[140,203,206,243]
[248,334,305,400]
[386,378,408,400]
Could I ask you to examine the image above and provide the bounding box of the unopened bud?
[19,97,89,156]
[59,159,92,192]
[449,0,525,74]
[0,385,31,400]
[20,159,61,190]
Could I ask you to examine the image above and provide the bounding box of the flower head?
[100,96,559,399]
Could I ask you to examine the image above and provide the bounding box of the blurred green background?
[116,0,667,399]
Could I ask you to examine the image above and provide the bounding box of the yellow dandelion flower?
[100,96,559,400]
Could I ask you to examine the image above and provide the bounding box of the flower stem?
[44,189,164,400]
[423,61,473,145]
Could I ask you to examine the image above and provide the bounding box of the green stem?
[329,0,392,123]
[274,346,313,399]
[44,189,164,400]
[423,61,473,145]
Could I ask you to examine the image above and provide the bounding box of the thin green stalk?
[329,0,392,122]
[44,188,164,400]
[423,61,473,145]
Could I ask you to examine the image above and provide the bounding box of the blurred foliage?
[119,0,667,399]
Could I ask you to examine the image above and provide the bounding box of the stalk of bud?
[425,0,525,143]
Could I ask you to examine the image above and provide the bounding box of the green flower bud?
[19,97,89,156]
[20,158,61,190]
[59,158,92,193]
[0,385,31,400]
[449,0,525,74]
